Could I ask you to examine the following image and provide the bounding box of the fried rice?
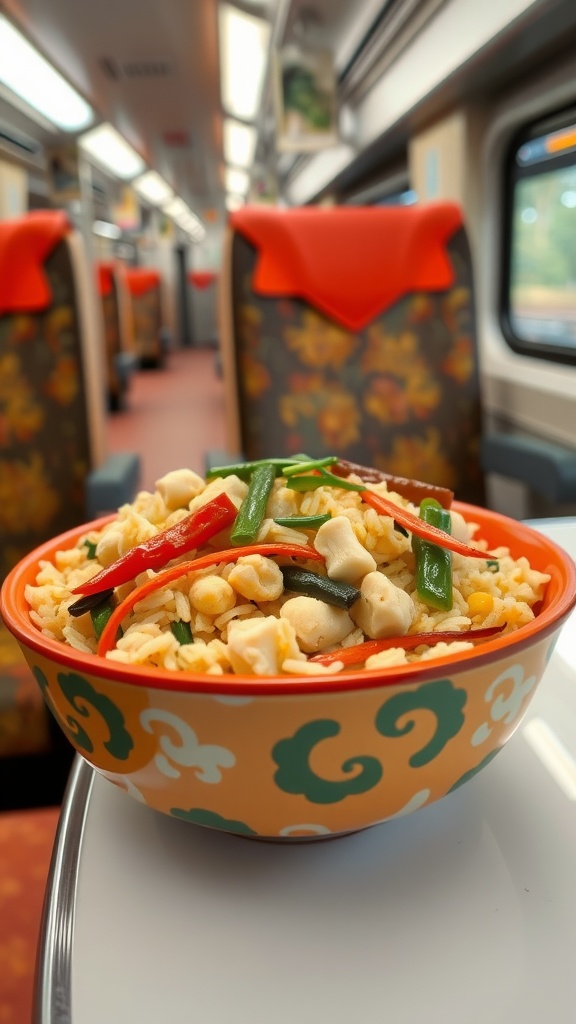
[23,465,550,676]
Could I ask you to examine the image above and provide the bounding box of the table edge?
[33,756,96,1024]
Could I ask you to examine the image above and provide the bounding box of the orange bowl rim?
[1,503,575,697]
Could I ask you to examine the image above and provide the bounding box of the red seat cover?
[230,202,464,331]
[0,210,72,315]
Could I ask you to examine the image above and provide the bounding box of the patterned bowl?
[2,504,575,841]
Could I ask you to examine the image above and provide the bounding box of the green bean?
[412,498,453,610]
[281,566,360,610]
[273,513,331,528]
[83,539,98,559]
[231,462,276,544]
[282,457,338,477]
[90,600,116,640]
[286,470,364,493]
[206,457,309,481]
[170,620,194,645]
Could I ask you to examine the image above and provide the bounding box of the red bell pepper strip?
[309,624,506,666]
[96,542,324,657]
[72,492,238,598]
[360,489,491,560]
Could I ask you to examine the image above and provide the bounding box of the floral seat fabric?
[227,210,484,505]
[0,214,91,770]
[125,268,164,367]
[98,262,123,409]
[0,239,91,583]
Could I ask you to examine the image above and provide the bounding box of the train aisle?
[106,346,227,492]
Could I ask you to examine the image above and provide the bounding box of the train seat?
[216,201,486,505]
[96,260,138,411]
[124,267,168,368]
[0,209,140,801]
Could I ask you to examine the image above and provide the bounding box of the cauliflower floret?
[226,616,304,675]
[155,468,205,510]
[227,555,284,602]
[314,515,377,583]
[96,511,157,567]
[188,474,248,513]
[266,484,300,519]
[351,571,415,639]
[280,595,354,653]
[176,638,231,673]
[189,575,236,616]
[449,510,471,544]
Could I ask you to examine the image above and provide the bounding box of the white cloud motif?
[378,789,431,822]
[471,663,537,747]
[279,824,332,837]
[140,708,235,782]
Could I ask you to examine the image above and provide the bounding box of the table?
[35,520,576,1024]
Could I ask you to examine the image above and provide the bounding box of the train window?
[503,107,576,365]
[375,188,418,206]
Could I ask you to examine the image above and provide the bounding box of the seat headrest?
[97,262,116,297]
[125,268,161,297]
[0,210,73,315]
[230,201,464,331]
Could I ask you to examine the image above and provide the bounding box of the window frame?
[500,103,576,368]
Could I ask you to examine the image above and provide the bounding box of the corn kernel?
[467,592,494,616]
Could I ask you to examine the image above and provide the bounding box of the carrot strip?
[309,624,506,666]
[97,543,324,657]
[361,489,490,559]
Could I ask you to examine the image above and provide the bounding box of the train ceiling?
[0,0,383,229]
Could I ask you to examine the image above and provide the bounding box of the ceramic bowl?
[2,503,575,841]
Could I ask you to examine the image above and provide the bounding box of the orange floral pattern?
[0,238,91,589]
[231,228,484,504]
[132,287,163,366]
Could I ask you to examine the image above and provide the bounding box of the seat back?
[0,210,107,582]
[0,209,106,774]
[124,267,165,367]
[219,201,484,504]
[97,260,124,409]
[97,260,137,410]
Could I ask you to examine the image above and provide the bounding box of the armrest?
[481,433,576,503]
[115,352,139,383]
[86,452,141,518]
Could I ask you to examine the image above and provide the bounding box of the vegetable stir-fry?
[25,455,551,676]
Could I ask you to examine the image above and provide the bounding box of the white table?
[35,520,576,1024]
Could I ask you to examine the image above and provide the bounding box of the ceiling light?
[133,171,174,205]
[79,123,146,179]
[218,4,270,121]
[225,167,250,196]
[93,220,121,239]
[161,195,206,241]
[223,118,257,169]
[0,15,94,131]
[162,196,189,220]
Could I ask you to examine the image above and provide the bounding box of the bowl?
[1,502,575,841]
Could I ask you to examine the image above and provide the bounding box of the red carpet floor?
[106,345,227,491]
[0,345,226,1020]
[0,806,59,1022]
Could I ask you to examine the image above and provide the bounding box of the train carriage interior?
[1,0,576,1019]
